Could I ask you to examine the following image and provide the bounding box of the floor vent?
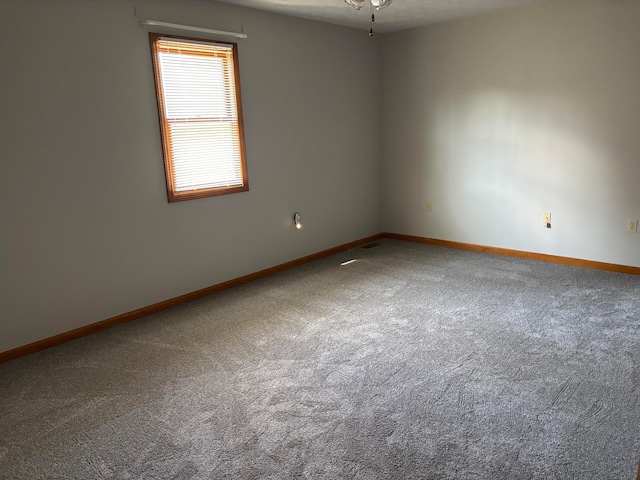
[361,243,380,249]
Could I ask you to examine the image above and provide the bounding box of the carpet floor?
[1,239,639,479]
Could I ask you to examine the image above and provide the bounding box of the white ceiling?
[215,0,547,33]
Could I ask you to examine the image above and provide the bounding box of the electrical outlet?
[628,219,638,233]
[543,212,551,229]
[426,202,432,213]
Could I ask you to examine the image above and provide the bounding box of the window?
[150,34,248,202]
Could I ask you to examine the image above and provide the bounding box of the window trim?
[149,33,249,202]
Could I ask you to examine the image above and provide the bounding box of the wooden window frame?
[149,33,249,202]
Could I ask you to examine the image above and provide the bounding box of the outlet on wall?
[628,219,638,233]
[543,212,551,228]
[426,202,432,213]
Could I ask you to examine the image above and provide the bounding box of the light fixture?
[344,0,393,36]
[293,213,302,229]
[345,0,392,11]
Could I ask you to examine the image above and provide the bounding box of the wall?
[0,0,382,352]
[382,0,640,267]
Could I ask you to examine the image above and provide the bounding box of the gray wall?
[0,0,382,352]
[382,0,640,266]
[3,0,639,354]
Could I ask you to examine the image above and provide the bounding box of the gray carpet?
[1,239,639,479]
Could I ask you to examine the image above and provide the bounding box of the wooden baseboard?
[0,233,383,364]
[383,232,640,276]
[3,231,637,364]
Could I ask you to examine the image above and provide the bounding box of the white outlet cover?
[628,219,638,233]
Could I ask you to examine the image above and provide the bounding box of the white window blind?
[151,35,248,201]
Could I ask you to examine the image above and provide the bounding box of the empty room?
[1,0,639,478]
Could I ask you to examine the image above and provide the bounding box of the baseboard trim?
[383,232,640,276]
[0,233,383,364]
[3,231,637,363]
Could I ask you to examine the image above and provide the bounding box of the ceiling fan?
[345,0,393,10]
[344,0,393,35]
